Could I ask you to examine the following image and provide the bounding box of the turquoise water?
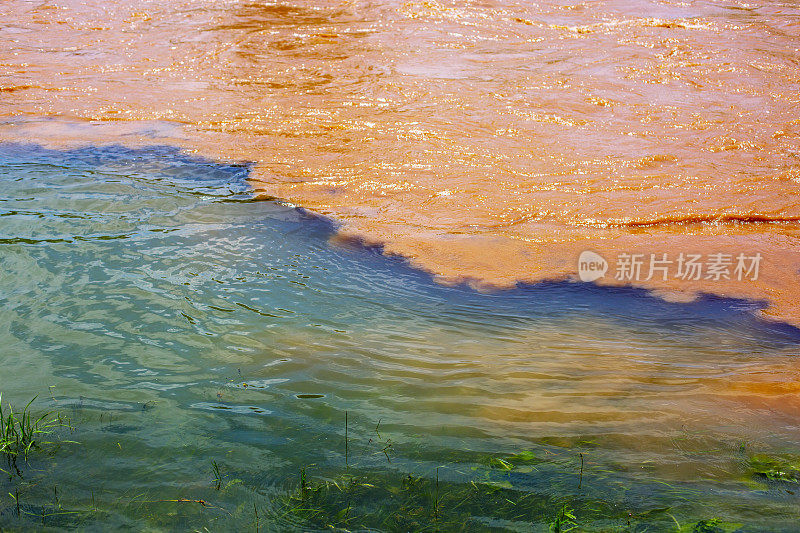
[1,142,799,531]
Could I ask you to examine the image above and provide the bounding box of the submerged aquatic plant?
[266,464,565,532]
[549,504,577,533]
[212,460,222,490]
[210,460,241,492]
[484,450,541,473]
[671,516,743,533]
[748,453,800,483]
[0,394,72,478]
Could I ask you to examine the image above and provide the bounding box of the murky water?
[1,0,799,323]
[0,143,799,530]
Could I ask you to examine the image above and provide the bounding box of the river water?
[0,140,798,530]
[2,0,800,322]
[1,0,799,530]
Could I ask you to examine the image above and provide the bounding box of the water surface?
[0,143,799,530]
[1,0,799,322]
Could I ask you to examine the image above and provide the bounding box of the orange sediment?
[1,0,799,324]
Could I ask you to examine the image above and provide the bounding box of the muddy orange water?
[2,0,799,323]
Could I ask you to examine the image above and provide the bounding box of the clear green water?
[1,142,799,531]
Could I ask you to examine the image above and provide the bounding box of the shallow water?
[1,143,799,530]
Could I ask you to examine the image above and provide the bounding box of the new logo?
[578,250,608,282]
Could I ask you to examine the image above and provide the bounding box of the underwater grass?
[210,460,241,492]
[2,406,798,531]
[253,420,791,532]
[0,394,74,478]
[747,454,800,484]
[259,462,755,532]
[259,432,671,532]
